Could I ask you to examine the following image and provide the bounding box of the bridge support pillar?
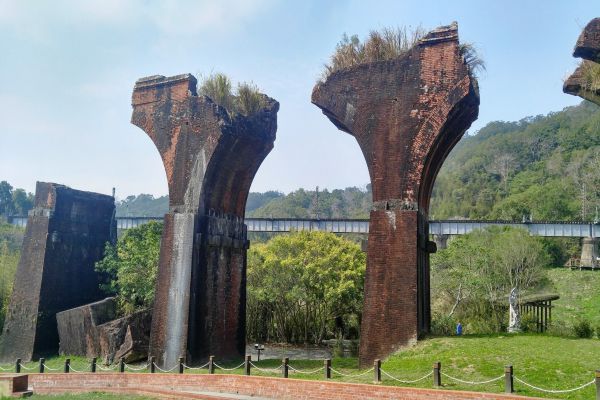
[131,74,278,368]
[580,237,598,269]
[312,23,479,366]
[433,234,449,250]
[0,182,115,362]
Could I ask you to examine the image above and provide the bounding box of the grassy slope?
[17,335,599,400]
[547,268,600,328]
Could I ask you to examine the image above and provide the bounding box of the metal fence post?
[15,358,20,374]
[505,365,514,393]
[283,357,289,378]
[245,355,251,376]
[39,358,45,373]
[209,356,215,374]
[150,356,156,373]
[433,361,441,387]
[178,357,184,374]
[325,359,331,379]
[91,357,97,373]
[64,358,70,373]
[119,357,125,373]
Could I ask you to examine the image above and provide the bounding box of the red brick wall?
[28,373,541,400]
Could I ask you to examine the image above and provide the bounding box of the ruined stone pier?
[131,74,278,367]
[564,17,600,105]
[564,18,600,268]
[312,23,479,366]
[0,182,115,362]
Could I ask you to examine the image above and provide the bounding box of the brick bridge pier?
[312,23,480,366]
[131,75,278,367]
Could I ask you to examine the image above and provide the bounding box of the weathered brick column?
[131,74,278,368]
[0,182,115,362]
[312,23,479,366]
[564,18,600,105]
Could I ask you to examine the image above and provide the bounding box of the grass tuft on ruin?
[198,73,268,117]
[581,61,600,92]
[322,26,484,79]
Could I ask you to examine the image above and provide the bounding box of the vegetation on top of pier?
[322,27,424,77]
[581,61,600,91]
[198,73,268,117]
[322,26,485,78]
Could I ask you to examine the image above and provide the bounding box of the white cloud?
[0,0,274,38]
[146,0,274,36]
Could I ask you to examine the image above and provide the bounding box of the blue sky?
[0,0,597,198]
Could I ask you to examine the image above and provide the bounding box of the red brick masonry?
[27,373,543,400]
[312,22,479,366]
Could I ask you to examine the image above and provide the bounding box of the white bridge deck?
[7,216,600,237]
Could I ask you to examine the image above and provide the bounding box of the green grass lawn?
[14,334,599,400]
[11,267,600,400]
[547,267,600,329]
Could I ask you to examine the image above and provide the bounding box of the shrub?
[519,313,538,333]
[573,318,594,338]
[95,221,162,316]
[198,73,267,116]
[431,314,456,336]
[546,322,573,337]
[595,324,600,339]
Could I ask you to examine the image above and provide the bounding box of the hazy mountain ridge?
[114,101,600,221]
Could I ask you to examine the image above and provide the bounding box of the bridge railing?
[7,216,600,237]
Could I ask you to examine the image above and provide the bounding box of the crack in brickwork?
[312,23,479,366]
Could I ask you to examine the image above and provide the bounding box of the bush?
[519,313,538,333]
[595,325,600,339]
[573,319,594,338]
[95,221,162,316]
[431,314,456,336]
[198,73,267,117]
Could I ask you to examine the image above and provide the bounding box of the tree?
[0,221,24,331]
[431,227,549,333]
[247,231,366,344]
[11,189,33,216]
[95,221,162,315]
[0,181,14,216]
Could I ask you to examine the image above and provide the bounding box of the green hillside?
[431,101,600,221]
[114,100,600,222]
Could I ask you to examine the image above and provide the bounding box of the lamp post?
[254,343,264,362]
